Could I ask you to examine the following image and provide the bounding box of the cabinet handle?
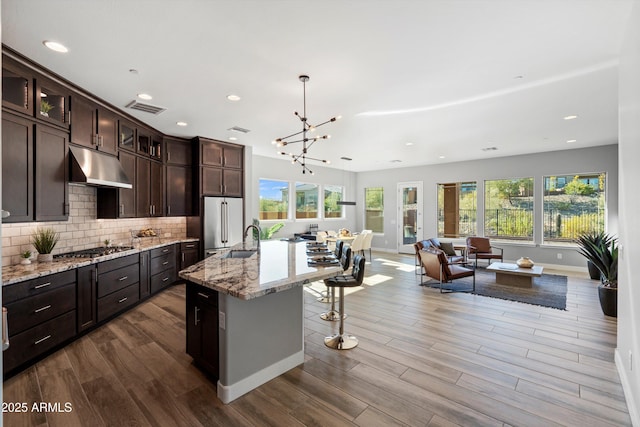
[194,306,200,325]
[162,261,169,266]
[186,244,195,248]
[167,152,171,162]
[118,276,128,281]
[120,204,124,216]
[34,335,51,345]
[197,292,210,299]
[162,277,169,282]
[167,205,171,215]
[118,297,128,303]
[100,135,104,147]
[162,248,169,253]
[220,184,223,193]
[224,185,227,194]
[149,205,153,216]
[220,156,223,165]
[182,253,185,263]
[34,305,51,313]
[34,282,51,290]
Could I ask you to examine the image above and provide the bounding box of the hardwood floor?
[3,252,631,426]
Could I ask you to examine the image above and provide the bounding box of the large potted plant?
[577,232,614,279]
[31,227,60,262]
[575,232,618,317]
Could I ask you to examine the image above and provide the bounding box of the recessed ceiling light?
[229,136,237,141]
[564,115,578,120]
[227,95,241,101]
[43,40,68,53]
[439,155,445,159]
[567,139,577,143]
[390,159,402,163]
[137,93,153,100]
[176,121,188,127]
[405,142,414,146]
[514,75,524,79]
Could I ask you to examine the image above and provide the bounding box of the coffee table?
[486,262,544,287]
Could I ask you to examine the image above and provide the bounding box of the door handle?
[194,306,200,325]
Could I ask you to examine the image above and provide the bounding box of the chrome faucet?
[243,225,261,250]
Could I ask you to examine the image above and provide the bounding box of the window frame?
[294,181,320,221]
[364,187,384,233]
[323,184,345,220]
[484,177,535,242]
[437,181,477,238]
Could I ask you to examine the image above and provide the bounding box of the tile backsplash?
[2,184,187,267]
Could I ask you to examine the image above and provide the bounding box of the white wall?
[249,155,357,238]
[356,144,618,267]
[616,1,640,423]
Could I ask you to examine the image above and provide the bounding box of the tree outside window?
[543,173,606,242]
[324,185,344,219]
[259,179,289,220]
[484,178,534,240]
[437,182,477,238]
[365,187,384,233]
[296,182,319,219]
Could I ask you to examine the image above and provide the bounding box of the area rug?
[422,268,567,310]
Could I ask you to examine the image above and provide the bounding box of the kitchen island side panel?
[218,286,304,400]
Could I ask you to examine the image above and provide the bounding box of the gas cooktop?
[53,246,135,259]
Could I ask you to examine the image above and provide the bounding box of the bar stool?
[317,240,344,303]
[324,255,366,350]
[320,246,351,321]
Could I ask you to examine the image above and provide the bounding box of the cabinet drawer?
[150,252,176,273]
[97,283,139,322]
[98,253,138,274]
[3,310,76,374]
[97,263,139,298]
[181,242,199,251]
[150,269,176,294]
[150,245,175,259]
[5,283,76,336]
[3,270,76,304]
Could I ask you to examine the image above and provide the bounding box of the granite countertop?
[179,240,343,300]
[2,238,199,286]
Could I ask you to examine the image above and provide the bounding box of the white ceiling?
[1,0,634,172]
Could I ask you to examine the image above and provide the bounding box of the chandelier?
[273,75,340,174]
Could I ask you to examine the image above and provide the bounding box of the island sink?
[223,249,257,259]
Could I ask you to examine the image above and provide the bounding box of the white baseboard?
[615,349,640,426]
[217,350,304,404]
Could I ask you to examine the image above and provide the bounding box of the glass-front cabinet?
[35,77,70,128]
[2,59,33,115]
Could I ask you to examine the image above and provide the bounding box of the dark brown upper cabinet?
[70,95,118,156]
[166,165,193,216]
[201,139,243,169]
[2,58,34,116]
[119,118,136,152]
[97,150,137,219]
[136,157,164,217]
[35,124,69,221]
[2,113,34,222]
[35,77,70,129]
[165,137,192,166]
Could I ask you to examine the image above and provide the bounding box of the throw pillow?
[439,242,457,257]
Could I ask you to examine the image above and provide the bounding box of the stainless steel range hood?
[69,146,133,189]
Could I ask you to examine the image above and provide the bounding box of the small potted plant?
[20,250,32,265]
[575,232,618,317]
[104,239,111,247]
[40,99,54,117]
[31,227,60,262]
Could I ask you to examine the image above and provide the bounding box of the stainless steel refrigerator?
[204,197,244,255]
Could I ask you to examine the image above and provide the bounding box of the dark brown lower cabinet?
[180,241,200,270]
[140,250,151,299]
[186,282,219,378]
[96,254,140,322]
[77,264,97,333]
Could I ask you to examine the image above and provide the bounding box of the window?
[259,179,289,220]
[295,182,319,219]
[543,173,606,242]
[437,182,477,238]
[365,187,384,233]
[484,178,534,240]
[324,185,344,219]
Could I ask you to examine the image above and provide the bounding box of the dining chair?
[361,230,373,260]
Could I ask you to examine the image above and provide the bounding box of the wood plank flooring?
[3,252,631,426]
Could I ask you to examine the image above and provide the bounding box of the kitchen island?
[179,240,342,403]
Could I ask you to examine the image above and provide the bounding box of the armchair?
[418,248,475,293]
[466,237,503,268]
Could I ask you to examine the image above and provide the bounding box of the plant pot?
[37,253,53,263]
[598,284,617,317]
[587,260,601,280]
[20,258,31,265]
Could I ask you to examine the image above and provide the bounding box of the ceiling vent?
[228,126,251,134]
[125,100,166,115]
